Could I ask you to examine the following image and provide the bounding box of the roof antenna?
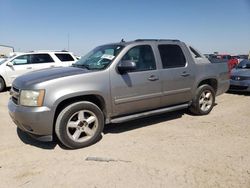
[120,38,125,42]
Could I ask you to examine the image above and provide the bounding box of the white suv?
[0,51,77,91]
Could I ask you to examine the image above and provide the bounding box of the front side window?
[122,45,156,71]
[30,54,54,64]
[12,55,30,65]
[73,45,124,70]
[158,45,186,68]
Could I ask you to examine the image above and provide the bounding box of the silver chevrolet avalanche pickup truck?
[8,39,229,148]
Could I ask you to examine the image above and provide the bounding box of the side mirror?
[6,62,14,67]
[117,60,136,74]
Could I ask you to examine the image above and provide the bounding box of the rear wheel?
[189,84,215,115]
[0,77,6,92]
[55,101,104,149]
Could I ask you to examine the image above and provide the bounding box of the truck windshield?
[236,60,250,69]
[73,45,124,70]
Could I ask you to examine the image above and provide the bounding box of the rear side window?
[30,54,54,64]
[158,45,186,68]
[55,53,74,62]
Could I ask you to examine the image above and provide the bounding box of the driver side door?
[6,55,33,83]
[110,45,161,117]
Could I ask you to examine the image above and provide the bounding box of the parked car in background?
[8,39,230,148]
[75,55,82,60]
[204,54,217,59]
[228,57,239,71]
[0,51,77,91]
[0,45,14,57]
[216,54,238,72]
[229,59,250,92]
[0,58,6,63]
[205,54,227,64]
[232,55,248,63]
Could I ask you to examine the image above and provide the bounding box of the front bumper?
[229,80,250,92]
[8,99,54,141]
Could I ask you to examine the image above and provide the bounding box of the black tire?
[55,101,104,149]
[0,77,6,92]
[189,84,215,115]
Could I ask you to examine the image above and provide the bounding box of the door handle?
[50,65,55,67]
[26,67,32,69]
[148,75,159,81]
[181,72,190,77]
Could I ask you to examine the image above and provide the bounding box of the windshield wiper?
[72,63,89,70]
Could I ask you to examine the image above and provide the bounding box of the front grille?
[229,85,248,90]
[10,86,20,105]
[12,86,19,92]
[231,76,250,81]
[12,96,18,104]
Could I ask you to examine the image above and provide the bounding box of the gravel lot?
[0,91,250,188]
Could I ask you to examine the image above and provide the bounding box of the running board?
[110,103,189,124]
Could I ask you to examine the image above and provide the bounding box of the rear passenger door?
[110,45,161,116]
[158,44,195,107]
[30,53,55,70]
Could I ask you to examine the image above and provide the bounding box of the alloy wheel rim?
[66,110,98,143]
[199,90,213,112]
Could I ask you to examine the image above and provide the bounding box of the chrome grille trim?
[10,87,20,105]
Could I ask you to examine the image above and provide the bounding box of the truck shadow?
[16,128,57,150]
[16,128,102,150]
[227,91,250,96]
[16,110,186,150]
[104,110,186,134]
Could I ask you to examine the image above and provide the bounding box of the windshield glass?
[0,55,17,65]
[0,58,8,65]
[236,60,250,69]
[73,45,124,70]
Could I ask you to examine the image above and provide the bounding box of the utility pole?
[67,33,70,51]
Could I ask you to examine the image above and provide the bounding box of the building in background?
[0,45,14,57]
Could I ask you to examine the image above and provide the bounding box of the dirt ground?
[0,91,250,188]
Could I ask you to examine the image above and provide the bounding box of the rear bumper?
[8,99,54,141]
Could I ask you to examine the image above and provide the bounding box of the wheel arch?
[53,94,106,135]
[197,78,218,93]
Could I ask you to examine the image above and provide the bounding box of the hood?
[13,67,90,88]
[231,68,250,77]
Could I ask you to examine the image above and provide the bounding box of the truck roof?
[105,39,183,46]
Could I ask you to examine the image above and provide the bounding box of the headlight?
[20,90,45,107]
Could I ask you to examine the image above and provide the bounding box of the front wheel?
[55,101,104,149]
[189,84,215,115]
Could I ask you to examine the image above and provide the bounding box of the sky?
[0,0,250,55]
